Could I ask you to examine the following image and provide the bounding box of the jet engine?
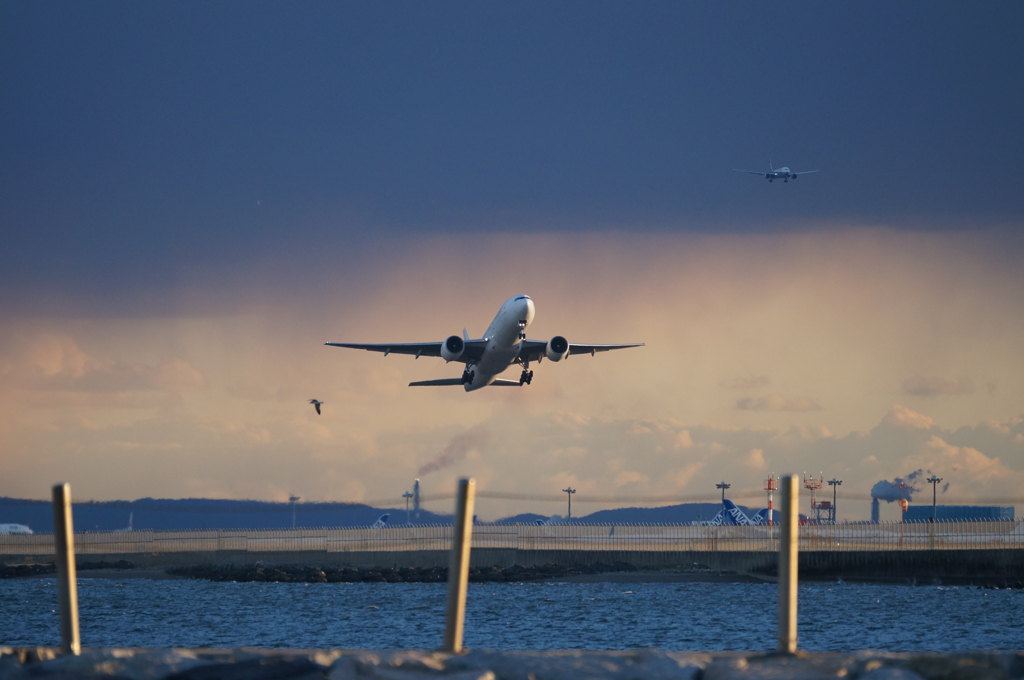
[441,335,465,363]
[545,336,569,362]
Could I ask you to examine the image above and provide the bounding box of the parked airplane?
[371,514,390,529]
[691,500,783,526]
[0,523,33,535]
[733,162,819,183]
[326,295,644,391]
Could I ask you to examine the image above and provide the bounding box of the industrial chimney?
[871,498,880,523]
[413,478,421,519]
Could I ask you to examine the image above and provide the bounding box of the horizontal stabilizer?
[490,379,523,386]
[409,378,465,386]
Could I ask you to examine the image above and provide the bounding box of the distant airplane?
[309,399,323,415]
[326,295,644,391]
[114,512,133,533]
[371,514,390,529]
[733,162,819,183]
[0,523,33,535]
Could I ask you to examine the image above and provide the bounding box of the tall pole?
[403,491,413,525]
[289,495,300,529]
[827,478,841,525]
[443,478,475,653]
[52,483,80,655]
[927,476,942,520]
[778,475,799,654]
[716,481,731,523]
[563,487,576,524]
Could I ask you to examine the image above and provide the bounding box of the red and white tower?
[764,475,778,526]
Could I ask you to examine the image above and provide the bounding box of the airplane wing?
[409,378,464,386]
[792,170,819,176]
[518,340,645,363]
[733,169,767,175]
[325,340,487,364]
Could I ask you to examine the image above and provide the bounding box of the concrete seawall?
[4,548,1023,584]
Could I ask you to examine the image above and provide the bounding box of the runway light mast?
[289,495,300,529]
[926,476,942,520]
[716,481,731,524]
[827,478,842,525]
[402,490,413,525]
[562,487,576,524]
[764,475,777,526]
[804,473,823,524]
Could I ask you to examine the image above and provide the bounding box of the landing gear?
[518,319,527,340]
[519,358,533,385]
[784,179,788,183]
[461,369,475,384]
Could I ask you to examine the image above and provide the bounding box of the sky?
[2,2,1023,521]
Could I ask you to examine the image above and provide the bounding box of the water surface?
[2,579,1020,651]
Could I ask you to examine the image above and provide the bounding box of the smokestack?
[413,479,420,518]
[871,498,880,523]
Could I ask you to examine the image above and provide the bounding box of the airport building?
[903,505,1014,522]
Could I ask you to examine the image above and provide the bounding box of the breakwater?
[167,561,642,583]
[5,548,1023,585]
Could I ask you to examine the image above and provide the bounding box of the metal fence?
[2,519,1021,556]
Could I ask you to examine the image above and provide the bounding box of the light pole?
[716,482,731,524]
[563,487,576,524]
[289,495,300,529]
[827,478,841,524]
[927,475,942,520]
[403,490,413,525]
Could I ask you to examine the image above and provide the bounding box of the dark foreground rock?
[168,561,639,584]
[0,560,133,579]
[3,647,1023,680]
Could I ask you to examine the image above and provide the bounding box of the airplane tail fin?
[463,328,470,341]
[723,499,753,525]
[770,159,773,172]
[128,512,133,531]
[372,514,390,528]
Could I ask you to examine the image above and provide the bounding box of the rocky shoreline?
[0,561,134,579]
[168,561,643,583]
[2,647,1023,679]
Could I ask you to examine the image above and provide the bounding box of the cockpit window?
[514,295,531,301]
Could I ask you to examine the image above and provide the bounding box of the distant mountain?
[0,497,450,532]
[492,503,757,525]
[491,513,549,525]
[2,497,761,532]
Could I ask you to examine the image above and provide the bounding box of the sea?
[1,578,1021,652]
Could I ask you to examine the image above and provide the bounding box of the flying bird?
[309,399,323,415]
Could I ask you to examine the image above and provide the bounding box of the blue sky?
[2,3,1023,515]
[3,2,1023,304]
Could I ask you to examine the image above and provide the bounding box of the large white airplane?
[326,295,644,391]
[733,162,819,183]
[0,523,33,535]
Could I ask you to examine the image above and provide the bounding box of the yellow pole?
[52,483,80,655]
[777,475,798,654]
[442,478,475,653]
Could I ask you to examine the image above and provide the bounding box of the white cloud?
[736,394,822,412]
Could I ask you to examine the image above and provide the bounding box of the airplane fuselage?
[766,167,794,181]
[465,295,536,391]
